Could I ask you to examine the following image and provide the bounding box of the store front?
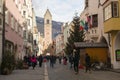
[111,31,120,69]
[74,42,108,65]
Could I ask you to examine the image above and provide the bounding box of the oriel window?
[104,1,119,21]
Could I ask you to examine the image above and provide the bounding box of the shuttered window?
[104,1,119,21]
[112,1,119,17]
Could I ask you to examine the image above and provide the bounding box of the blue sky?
[32,0,85,22]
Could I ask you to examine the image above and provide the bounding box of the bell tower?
[44,9,52,49]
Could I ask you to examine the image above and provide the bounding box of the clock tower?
[44,9,52,49]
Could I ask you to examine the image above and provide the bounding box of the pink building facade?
[5,0,25,59]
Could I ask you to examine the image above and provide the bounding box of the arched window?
[47,19,49,24]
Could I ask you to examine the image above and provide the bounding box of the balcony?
[89,33,98,42]
[104,18,120,33]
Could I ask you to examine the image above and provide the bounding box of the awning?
[74,42,108,48]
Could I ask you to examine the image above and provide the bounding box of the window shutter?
[112,1,118,17]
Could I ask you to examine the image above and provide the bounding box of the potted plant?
[1,50,15,75]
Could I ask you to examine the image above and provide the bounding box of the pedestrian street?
[46,61,120,80]
[0,61,120,80]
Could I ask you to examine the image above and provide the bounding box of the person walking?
[49,55,55,68]
[69,54,74,69]
[85,53,91,73]
[63,56,68,65]
[28,55,32,67]
[31,55,37,69]
[38,55,43,67]
[58,56,62,64]
[73,49,80,74]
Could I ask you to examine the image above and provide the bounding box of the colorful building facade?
[5,0,24,59]
[79,0,120,69]
[103,0,120,69]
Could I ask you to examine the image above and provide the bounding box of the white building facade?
[55,33,64,55]
[80,0,100,42]
[32,8,39,56]
[37,33,44,55]
[22,0,34,56]
[62,23,70,47]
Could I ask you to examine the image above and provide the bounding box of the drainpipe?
[2,0,5,63]
[1,0,5,74]
[108,33,111,47]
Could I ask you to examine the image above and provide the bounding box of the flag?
[79,26,84,31]
[84,21,88,31]
[80,20,85,31]
[87,16,92,28]
[87,16,91,22]
[80,20,85,27]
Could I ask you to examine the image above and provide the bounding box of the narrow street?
[47,61,120,80]
[0,60,120,80]
[0,64,44,80]
[0,1,120,79]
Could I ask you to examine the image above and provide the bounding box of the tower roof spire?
[44,9,52,17]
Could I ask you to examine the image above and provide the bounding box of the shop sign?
[116,50,120,61]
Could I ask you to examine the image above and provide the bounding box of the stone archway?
[115,31,120,50]
[99,36,109,54]
[99,36,108,44]
[99,36,111,65]
[114,31,120,69]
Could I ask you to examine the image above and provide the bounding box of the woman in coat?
[31,55,37,69]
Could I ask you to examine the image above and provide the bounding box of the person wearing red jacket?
[31,55,37,69]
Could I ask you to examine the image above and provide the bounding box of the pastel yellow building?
[103,0,120,69]
[86,48,108,62]
[74,42,108,65]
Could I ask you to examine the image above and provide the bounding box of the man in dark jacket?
[85,53,91,73]
[38,55,43,67]
[73,49,80,74]
[49,55,55,68]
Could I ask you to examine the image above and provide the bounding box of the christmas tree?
[64,15,84,55]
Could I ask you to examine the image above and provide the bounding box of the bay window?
[112,1,119,17]
[104,1,119,21]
